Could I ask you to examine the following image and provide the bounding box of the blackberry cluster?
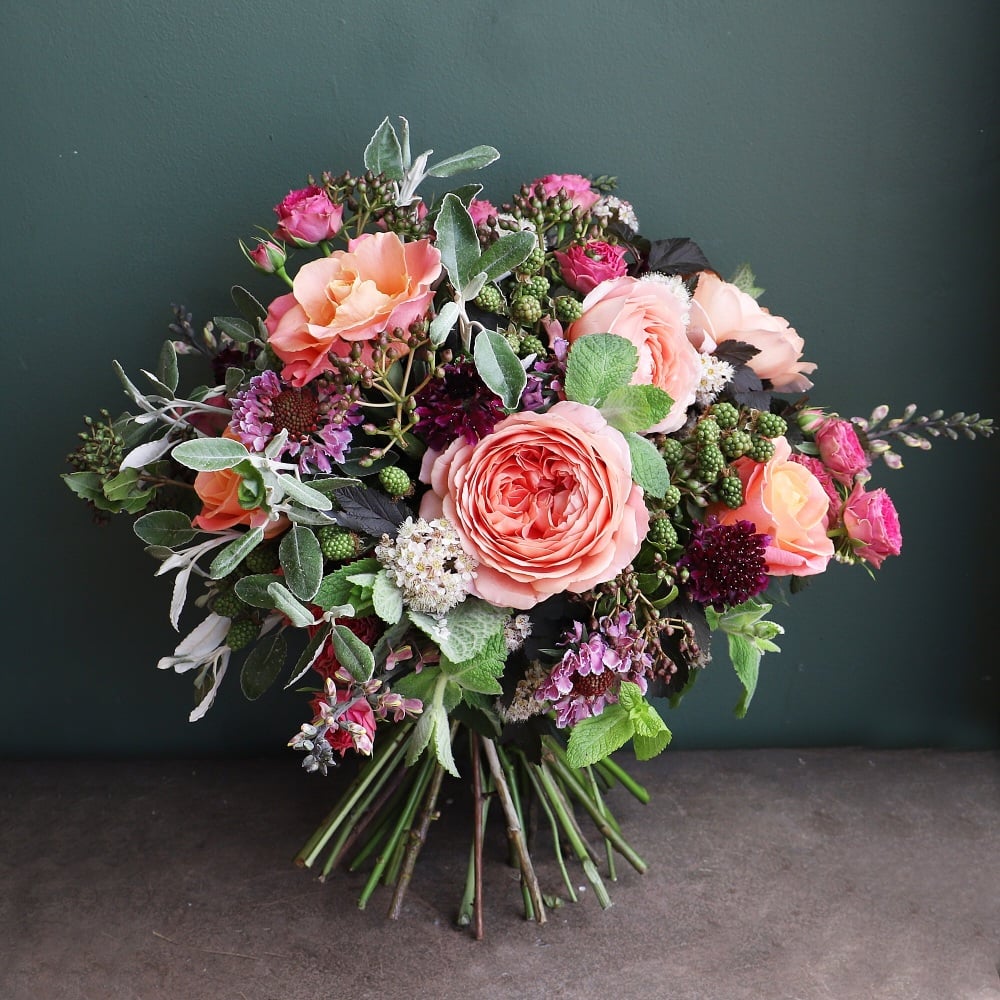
[318,525,361,562]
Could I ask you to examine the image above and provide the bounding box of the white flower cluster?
[376,517,477,616]
[593,194,639,232]
[695,353,736,406]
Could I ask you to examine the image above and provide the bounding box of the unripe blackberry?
[659,437,684,467]
[718,474,744,509]
[317,525,360,562]
[694,417,720,444]
[212,589,246,619]
[696,444,725,480]
[755,412,788,439]
[721,429,753,459]
[648,515,678,548]
[474,284,504,313]
[709,401,740,429]
[554,296,583,323]
[378,466,413,498]
[662,484,682,509]
[747,436,776,462]
[244,544,280,574]
[520,275,550,299]
[519,334,546,358]
[510,294,543,324]
[226,618,258,651]
[520,246,546,274]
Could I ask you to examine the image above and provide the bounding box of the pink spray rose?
[266,232,441,386]
[532,173,600,212]
[554,241,629,295]
[814,417,871,484]
[565,276,701,433]
[273,185,345,246]
[712,436,834,577]
[690,271,816,393]
[244,238,288,275]
[468,199,497,227]
[842,483,902,568]
[419,400,649,610]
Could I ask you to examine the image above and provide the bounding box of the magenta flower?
[412,359,506,451]
[678,517,771,611]
[273,185,344,246]
[229,370,361,473]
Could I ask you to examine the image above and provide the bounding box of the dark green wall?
[4,0,997,756]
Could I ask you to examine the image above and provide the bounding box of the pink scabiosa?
[537,613,652,728]
[229,369,362,474]
[678,517,771,611]
[412,359,506,451]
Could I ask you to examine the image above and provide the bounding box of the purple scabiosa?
[412,360,505,451]
[229,370,361,474]
[678,516,770,611]
[536,612,652,728]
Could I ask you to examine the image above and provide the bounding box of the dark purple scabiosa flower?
[536,612,652,728]
[229,369,361,474]
[412,359,505,451]
[678,516,771,611]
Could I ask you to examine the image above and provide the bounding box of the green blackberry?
[721,429,753,460]
[747,436,776,462]
[519,334,546,358]
[474,284,504,313]
[696,444,725,480]
[694,417,720,444]
[318,525,360,561]
[212,589,246,619]
[244,544,280,574]
[648,515,678,548]
[510,295,543,325]
[519,275,550,299]
[755,412,788,439]
[662,484,682,509]
[709,401,740,430]
[519,245,546,274]
[226,619,258,651]
[718,474,744,509]
[378,466,413,498]
[659,437,684,467]
[554,296,583,323]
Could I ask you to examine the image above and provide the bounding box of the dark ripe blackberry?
[572,671,616,699]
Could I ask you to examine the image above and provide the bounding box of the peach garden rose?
[267,231,441,386]
[419,400,649,610]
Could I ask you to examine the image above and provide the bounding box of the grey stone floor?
[1,748,997,1000]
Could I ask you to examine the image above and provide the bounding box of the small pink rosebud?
[273,185,344,246]
[815,417,872,484]
[842,483,902,568]
[796,407,827,433]
[242,238,287,274]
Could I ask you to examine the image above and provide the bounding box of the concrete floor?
[1,748,997,1000]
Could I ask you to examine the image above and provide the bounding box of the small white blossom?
[695,354,736,406]
[639,272,692,322]
[592,195,639,232]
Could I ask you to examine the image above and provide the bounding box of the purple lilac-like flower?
[412,359,506,451]
[537,612,652,728]
[678,516,771,611]
[229,369,362,474]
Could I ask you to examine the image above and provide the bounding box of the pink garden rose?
[814,417,871,484]
[273,186,345,246]
[789,453,842,527]
[712,436,834,576]
[565,276,701,433]
[266,232,441,386]
[842,483,902,568]
[554,241,629,295]
[532,173,600,212]
[690,271,816,393]
[419,400,649,610]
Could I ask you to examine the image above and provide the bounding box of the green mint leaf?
[625,432,671,498]
[633,728,672,761]
[600,384,674,434]
[564,333,638,406]
[372,569,404,625]
[440,632,506,695]
[313,558,381,614]
[473,330,526,410]
[279,525,323,602]
[392,665,442,706]
[410,599,510,664]
[565,704,635,768]
[431,701,460,777]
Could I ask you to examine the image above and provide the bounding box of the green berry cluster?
[662,484,682,509]
[244,544,280,574]
[212,588,246,619]
[510,295,543,325]
[648,515,678,548]
[754,411,788,439]
[554,296,583,323]
[718,474,744,509]
[519,246,546,274]
[694,417,721,444]
[709,401,739,429]
[721,429,753,459]
[518,275,550,299]
[658,437,684,467]
[318,525,360,562]
[66,409,126,478]
[378,466,413,498]
[696,443,726,480]
[226,619,259,651]
[474,284,504,313]
[519,334,546,358]
[746,436,776,462]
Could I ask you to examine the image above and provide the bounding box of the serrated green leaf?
[476,230,536,282]
[473,330,526,410]
[330,623,376,683]
[565,704,635,768]
[214,316,257,345]
[435,192,481,294]
[393,666,442,706]
[172,437,249,472]
[267,581,316,627]
[625,432,671,499]
[363,117,405,181]
[600,384,674,434]
[431,701,460,777]
[715,598,773,634]
[409,599,510,664]
[279,526,323,602]
[564,333,638,406]
[240,632,287,701]
[372,570,404,625]
[427,145,500,178]
[277,474,334,512]
[729,632,761,718]
[313,558,381,612]
[633,727,672,761]
[617,680,645,713]
[440,632,506,694]
[208,526,265,579]
[157,340,179,393]
[133,510,197,548]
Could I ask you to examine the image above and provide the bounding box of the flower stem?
[595,755,651,804]
[519,755,578,904]
[470,731,486,939]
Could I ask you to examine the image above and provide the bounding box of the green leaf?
[363,117,405,181]
[406,706,436,766]
[476,230,536,282]
[565,704,635,768]
[233,460,266,509]
[208,526,265,579]
[728,632,761,719]
[372,570,404,625]
[240,632,287,701]
[409,599,510,664]
[157,340,179,393]
[617,680,645,713]
[172,437,249,472]
[392,666,442,705]
[313,557,381,612]
[214,316,257,345]
[330,623,376,683]
[633,727,672,761]
[279,526,323,602]
[140,369,175,399]
[564,333,639,406]
[133,510,198,548]
[231,285,268,324]
[62,471,105,503]
[277,474,334,512]
[729,262,764,300]
[225,367,247,394]
[473,330,526,410]
[267,581,316,628]
[427,145,500,177]
[428,300,460,347]
[600,384,674,434]
[234,573,284,609]
[307,476,363,497]
[435,192,481,294]
[102,468,141,501]
[431,701,460,777]
[285,621,332,689]
[625,432,671,498]
[440,632,506,695]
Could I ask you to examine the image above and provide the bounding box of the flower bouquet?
[65,117,992,935]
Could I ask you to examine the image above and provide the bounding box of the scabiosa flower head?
[229,369,362,474]
[694,353,736,406]
[375,517,478,616]
[678,516,771,611]
[412,359,506,451]
[537,612,651,728]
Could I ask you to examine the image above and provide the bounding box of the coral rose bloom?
[712,437,834,576]
[267,232,441,386]
[419,401,649,610]
[690,271,816,393]
[565,276,701,433]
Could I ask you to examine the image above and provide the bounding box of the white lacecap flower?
[695,354,736,406]
[375,516,478,616]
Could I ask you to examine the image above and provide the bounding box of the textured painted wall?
[4,0,997,755]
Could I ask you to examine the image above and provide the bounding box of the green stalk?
[586,764,617,881]
[519,755,577,904]
[496,744,533,922]
[595,755,651,804]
